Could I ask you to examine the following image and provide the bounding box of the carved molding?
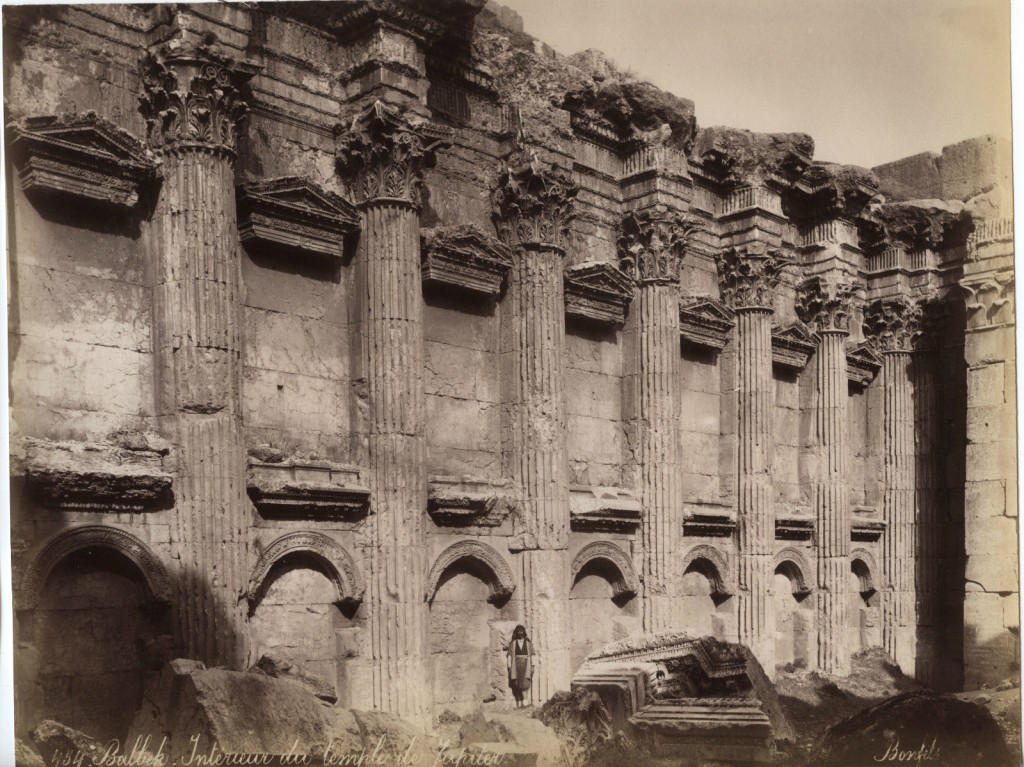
[247,461,370,521]
[679,297,736,350]
[680,544,734,597]
[139,48,255,155]
[8,113,157,212]
[771,322,817,370]
[425,540,516,605]
[569,486,642,533]
[248,531,364,608]
[571,541,640,600]
[492,146,577,250]
[420,224,514,298]
[850,548,880,592]
[852,519,887,542]
[237,176,360,262]
[773,547,813,596]
[961,273,1015,330]
[564,261,635,326]
[716,244,792,310]
[427,476,516,527]
[775,517,815,541]
[796,277,857,334]
[862,297,923,353]
[846,342,883,388]
[18,525,172,610]
[335,100,451,207]
[618,206,700,285]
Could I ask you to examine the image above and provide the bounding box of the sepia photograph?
[0,0,1018,765]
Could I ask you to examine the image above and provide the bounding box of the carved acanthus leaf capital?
[715,244,792,310]
[491,145,577,250]
[862,297,923,352]
[961,272,1015,329]
[618,206,701,284]
[139,47,255,155]
[335,100,451,207]
[796,277,858,334]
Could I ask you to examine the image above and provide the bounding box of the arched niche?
[680,544,734,600]
[426,540,516,606]
[17,525,172,611]
[570,541,640,604]
[247,531,364,611]
[774,548,813,599]
[850,549,878,602]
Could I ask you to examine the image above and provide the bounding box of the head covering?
[512,624,527,639]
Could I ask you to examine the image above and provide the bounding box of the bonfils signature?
[873,736,940,763]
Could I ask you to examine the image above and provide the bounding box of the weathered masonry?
[5,0,1016,740]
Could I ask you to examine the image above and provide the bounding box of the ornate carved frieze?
[715,244,792,310]
[569,486,642,533]
[491,145,577,249]
[796,277,858,334]
[247,460,370,521]
[248,531,365,608]
[7,113,157,212]
[682,502,737,538]
[618,206,700,284]
[563,261,635,325]
[15,437,172,513]
[139,48,256,155]
[427,476,516,527]
[771,322,817,370]
[961,273,1015,329]
[237,176,360,262]
[863,297,923,352]
[846,342,883,387]
[678,297,736,350]
[335,100,451,207]
[775,517,815,541]
[785,162,878,224]
[420,224,514,298]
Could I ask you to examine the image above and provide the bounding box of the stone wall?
[4,0,1015,739]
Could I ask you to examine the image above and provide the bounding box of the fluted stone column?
[798,277,857,675]
[619,207,693,632]
[141,50,252,667]
[718,245,790,672]
[494,150,576,703]
[864,297,921,673]
[336,101,447,719]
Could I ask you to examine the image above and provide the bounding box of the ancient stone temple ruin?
[5,0,1016,742]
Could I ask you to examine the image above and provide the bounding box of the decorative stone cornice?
[775,517,815,541]
[618,206,700,284]
[7,113,157,213]
[682,502,737,538]
[862,297,923,353]
[785,162,878,224]
[427,476,516,527]
[139,47,256,156]
[716,244,792,310]
[961,272,1014,329]
[237,176,360,262]
[335,100,451,207]
[846,342,883,387]
[796,277,858,334]
[563,261,634,326]
[491,145,577,250]
[247,460,370,520]
[420,224,514,298]
[771,322,817,370]
[678,297,735,350]
[569,486,642,533]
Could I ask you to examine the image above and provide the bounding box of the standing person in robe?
[506,624,534,708]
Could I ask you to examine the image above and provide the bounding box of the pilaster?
[717,244,790,673]
[140,46,253,667]
[336,100,447,720]
[863,297,922,673]
[493,146,576,702]
[619,205,695,632]
[797,276,857,675]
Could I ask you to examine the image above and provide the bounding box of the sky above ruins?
[497,0,1012,169]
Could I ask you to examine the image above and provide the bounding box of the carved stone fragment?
[420,224,514,298]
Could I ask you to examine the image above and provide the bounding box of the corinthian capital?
[618,206,700,285]
[716,244,791,310]
[139,48,254,155]
[491,145,577,250]
[863,297,922,352]
[796,277,858,334]
[335,100,451,207]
